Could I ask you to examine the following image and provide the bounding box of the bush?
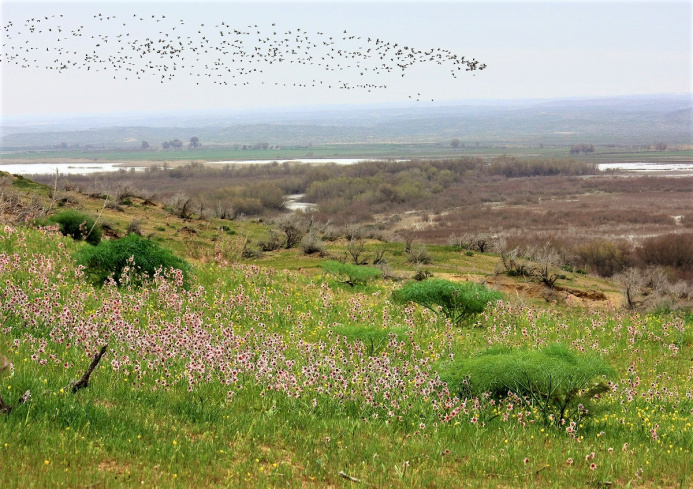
[74,234,190,286]
[392,279,502,325]
[573,238,631,277]
[407,245,433,265]
[257,230,283,252]
[49,210,102,245]
[333,326,408,357]
[274,214,307,249]
[321,260,381,286]
[439,344,615,426]
[300,233,325,255]
[635,233,693,271]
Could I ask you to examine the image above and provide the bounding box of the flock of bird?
[1,13,486,101]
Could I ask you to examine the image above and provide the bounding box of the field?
[0,168,692,488]
[2,143,692,166]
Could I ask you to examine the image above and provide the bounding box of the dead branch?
[71,344,108,393]
[0,394,11,415]
[338,471,363,483]
[3,389,33,414]
[85,196,108,242]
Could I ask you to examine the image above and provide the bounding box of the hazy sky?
[1,0,690,118]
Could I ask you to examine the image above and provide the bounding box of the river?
[1,159,691,176]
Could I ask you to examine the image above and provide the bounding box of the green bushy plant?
[333,326,408,357]
[74,234,190,286]
[49,210,102,245]
[320,260,381,286]
[392,279,502,324]
[439,344,615,426]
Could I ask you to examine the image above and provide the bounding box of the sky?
[0,0,691,118]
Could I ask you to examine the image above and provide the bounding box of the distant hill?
[1,94,691,149]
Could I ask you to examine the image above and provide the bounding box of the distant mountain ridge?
[1,94,691,148]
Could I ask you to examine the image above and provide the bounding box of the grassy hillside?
[0,175,691,488]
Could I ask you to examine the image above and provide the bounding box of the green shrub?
[392,279,502,324]
[74,234,190,286]
[49,210,102,245]
[333,326,408,356]
[321,260,381,286]
[439,344,615,426]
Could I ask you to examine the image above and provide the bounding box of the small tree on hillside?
[439,344,615,427]
[321,260,381,286]
[74,234,191,287]
[392,279,502,325]
[274,213,307,249]
[49,210,102,245]
[347,238,368,265]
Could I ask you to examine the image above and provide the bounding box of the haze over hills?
[1,93,691,149]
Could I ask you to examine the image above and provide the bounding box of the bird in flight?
[0,13,486,102]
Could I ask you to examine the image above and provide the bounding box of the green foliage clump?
[440,344,615,426]
[74,234,190,286]
[334,326,408,357]
[392,279,502,324]
[320,260,381,286]
[11,174,48,190]
[49,210,102,245]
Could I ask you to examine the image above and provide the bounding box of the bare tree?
[343,223,365,241]
[407,244,433,264]
[496,238,535,277]
[274,214,307,249]
[170,193,196,219]
[347,238,368,265]
[372,247,388,265]
[615,268,646,310]
[257,229,283,252]
[474,233,493,253]
[300,232,325,255]
[531,242,562,288]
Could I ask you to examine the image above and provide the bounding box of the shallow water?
[0,162,145,175]
[0,158,401,176]
[2,159,691,177]
[597,162,693,172]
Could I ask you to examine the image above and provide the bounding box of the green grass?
[0,224,691,488]
[5,144,692,164]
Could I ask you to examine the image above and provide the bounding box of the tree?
[189,136,201,149]
[451,138,460,148]
[570,144,595,154]
[321,260,381,286]
[74,234,190,287]
[439,344,615,427]
[274,214,307,249]
[392,279,502,325]
[532,242,562,287]
[141,141,150,150]
[573,238,631,277]
[49,210,102,246]
[347,238,368,265]
[169,193,196,219]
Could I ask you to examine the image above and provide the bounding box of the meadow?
[3,141,692,166]
[0,221,691,488]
